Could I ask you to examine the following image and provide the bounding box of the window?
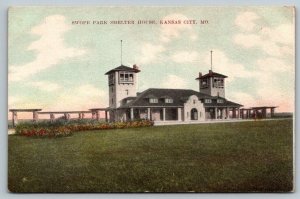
[111,87,114,93]
[217,99,224,103]
[129,74,133,81]
[165,98,173,103]
[213,78,224,88]
[111,98,114,104]
[120,73,124,81]
[109,74,115,85]
[149,98,158,103]
[201,79,209,88]
[125,89,129,95]
[193,99,196,104]
[119,72,134,83]
[205,99,212,103]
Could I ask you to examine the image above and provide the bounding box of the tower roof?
[195,70,227,80]
[105,65,140,75]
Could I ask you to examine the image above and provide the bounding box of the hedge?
[15,119,154,138]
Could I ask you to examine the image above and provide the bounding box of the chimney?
[133,64,139,70]
[209,69,212,74]
[198,72,202,78]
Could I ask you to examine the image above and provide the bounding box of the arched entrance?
[191,108,198,120]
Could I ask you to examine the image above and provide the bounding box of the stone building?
[105,65,243,123]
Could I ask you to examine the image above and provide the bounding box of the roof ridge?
[147,88,195,91]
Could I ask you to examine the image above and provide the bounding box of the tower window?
[119,72,134,83]
[213,78,224,88]
[109,74,115,85]
[201,79,209,88]
[120,73,124,81]
[129,74,133,81]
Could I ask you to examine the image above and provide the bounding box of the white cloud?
[160,13,197,43]
[228,92,255,107]
[161,74,187,89]
[26,81,61,92]
[261,23,294,45]
[234,32,293,57]
[233,12,294,57]
[49,84,107,111]
[228,56,294,112]
[9,15,86,82]
[232,11,295,112]
[234,33,262,48]
[8,96,45,110]
[235,12,259,32]
[171,51,199,63]
[202,49,253,80]
[8,96,22,108]
[138,43,165,64]
[136,13,198,65]
[256,57,293,72]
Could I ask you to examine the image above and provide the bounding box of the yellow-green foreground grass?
[8,119,293,192]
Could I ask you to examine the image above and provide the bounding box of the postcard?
[8,6,295,193]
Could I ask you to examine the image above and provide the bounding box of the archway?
[191,108,198,120]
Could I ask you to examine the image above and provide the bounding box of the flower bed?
[15,119,154,138]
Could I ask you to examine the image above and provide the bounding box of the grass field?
[8,119,294,193]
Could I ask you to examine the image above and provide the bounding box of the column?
[82,113,85,119]
[79,113,82,119]
[12,111,18,127]
[33,111,39,122]
[64,113,70,120]
[96,111,100,121]
[162,108,166,121]
[105,111,108,122]
[262,108,267,118]
[130,108,134,120]
[238,108,241,119]
[222,108,226,119]
[50,113,55,122]
[271,108,275,118]
[177,108,182,121]
[232,108,236,118]
[147,108,151,120]
[214,107,217,119]
[226,107,229,119]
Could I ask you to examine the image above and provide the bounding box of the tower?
[195,51,227,98]
[105,64,140,108]
[196,70,227,98]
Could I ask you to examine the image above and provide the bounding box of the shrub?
[15,119,154,138]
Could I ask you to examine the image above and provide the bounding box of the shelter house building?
[105,64,244,123]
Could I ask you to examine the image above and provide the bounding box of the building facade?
[105,65,243,123]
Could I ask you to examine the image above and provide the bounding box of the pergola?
[240,106,277,119]
[9,109,42,127]
[9,108,110,127]
[89,108,109,122]
[38,111,93,122]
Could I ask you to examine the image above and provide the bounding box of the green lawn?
[8,119,294,193]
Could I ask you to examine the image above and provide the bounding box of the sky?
[8,6,295,119]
